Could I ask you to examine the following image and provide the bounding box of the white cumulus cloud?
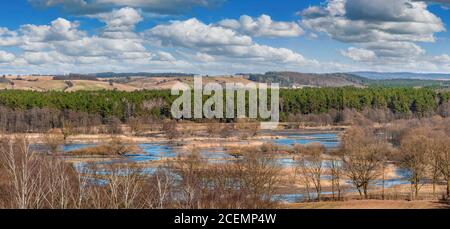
[218,14,304,38]
[92,7,143,39]
[340,47,376,62]
[0,51,15,63]
[145,18,311,65]
[29,0,225,15]
[300,0,448,70]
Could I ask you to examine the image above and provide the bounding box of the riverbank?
[0,123,346,147]
[283,200,450,209]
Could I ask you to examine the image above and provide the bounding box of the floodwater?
[57,131,343,190]
[267,132,340,148]
[275,168,412,203]
[58,131,341,176]
[61,130,340,165]
[39,130,412,203]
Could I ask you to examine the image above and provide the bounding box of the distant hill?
[248,72,366,87]
[3,72,450,91]
[93,72,195,78]
[247,71,450,88]
[358,78,450,88]
[351,72,450,80]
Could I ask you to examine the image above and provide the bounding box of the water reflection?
[59,133,415,204]
[269,132,339,148]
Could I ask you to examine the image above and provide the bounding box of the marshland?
[0,88,449,209]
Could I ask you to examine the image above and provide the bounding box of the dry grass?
[66,143,142,157]
[283,200,450,209]
[126,76,255,90]
[0,76,255,91]
[64,80,139,92]
[0,79,67,91]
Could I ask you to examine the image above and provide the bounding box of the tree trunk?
[415,181,419,200]
[317,180,321,202]
[331,178,335,201]
[337,184,341,201]
[447,180,450,199]
[382,164,385,200]
[363,183,368,199]
[357,188,363,199]
[432,182,436,197]
[432,168,437,197]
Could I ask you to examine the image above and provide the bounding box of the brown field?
[0,77,67,91]
[65,80,139,92]
[0,75,256,91]
[283,200,450,209]
[125,76,255,90]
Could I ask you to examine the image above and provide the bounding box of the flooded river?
[36,130,410,203]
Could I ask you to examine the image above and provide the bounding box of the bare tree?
[294,143,325,201]
[128,117,144,135]
[103,164,144,209]
[42,156,77,209]
[399,134,430,200]
[236,151,280,208]
[340,127,388,199]
[43,130,65,155]
[162,120,179,140]
[172,151,203,209]
[106,117,123,135]
[435,138,450,199]
[295,154,313,201]
[329,158,343,201]
[145,167,175,209]
[0,137,45,209]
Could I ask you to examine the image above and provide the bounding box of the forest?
[0,87,449,133]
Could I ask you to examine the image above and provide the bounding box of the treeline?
[248,72,364,87]
[0,88,449,133]
[280,87,442,116]
[53,74,98,81]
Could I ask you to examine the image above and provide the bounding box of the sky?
[0,0,449,75]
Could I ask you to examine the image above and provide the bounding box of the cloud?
[340,47,376,62]
[301,0,447,70]
[20,18,85,42]
[432,54,450,64]
[0,51,15,63]
[194,52,216,62]
[0,28,21,46]
[0,14,319,74]
[56,37,148,57]
[148,18,252,48]
[145,18,311,65]
[28,0,225,15]
[22,51,62,65]
[0,16,165,70]
[152,51,176,61]
[301,0,444,43]
[413,0,450,4]
[92,7,143,39]
[218,14,304,38]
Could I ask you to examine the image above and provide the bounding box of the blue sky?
[0,0,449,75]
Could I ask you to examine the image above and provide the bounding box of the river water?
[51,130,409,203]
